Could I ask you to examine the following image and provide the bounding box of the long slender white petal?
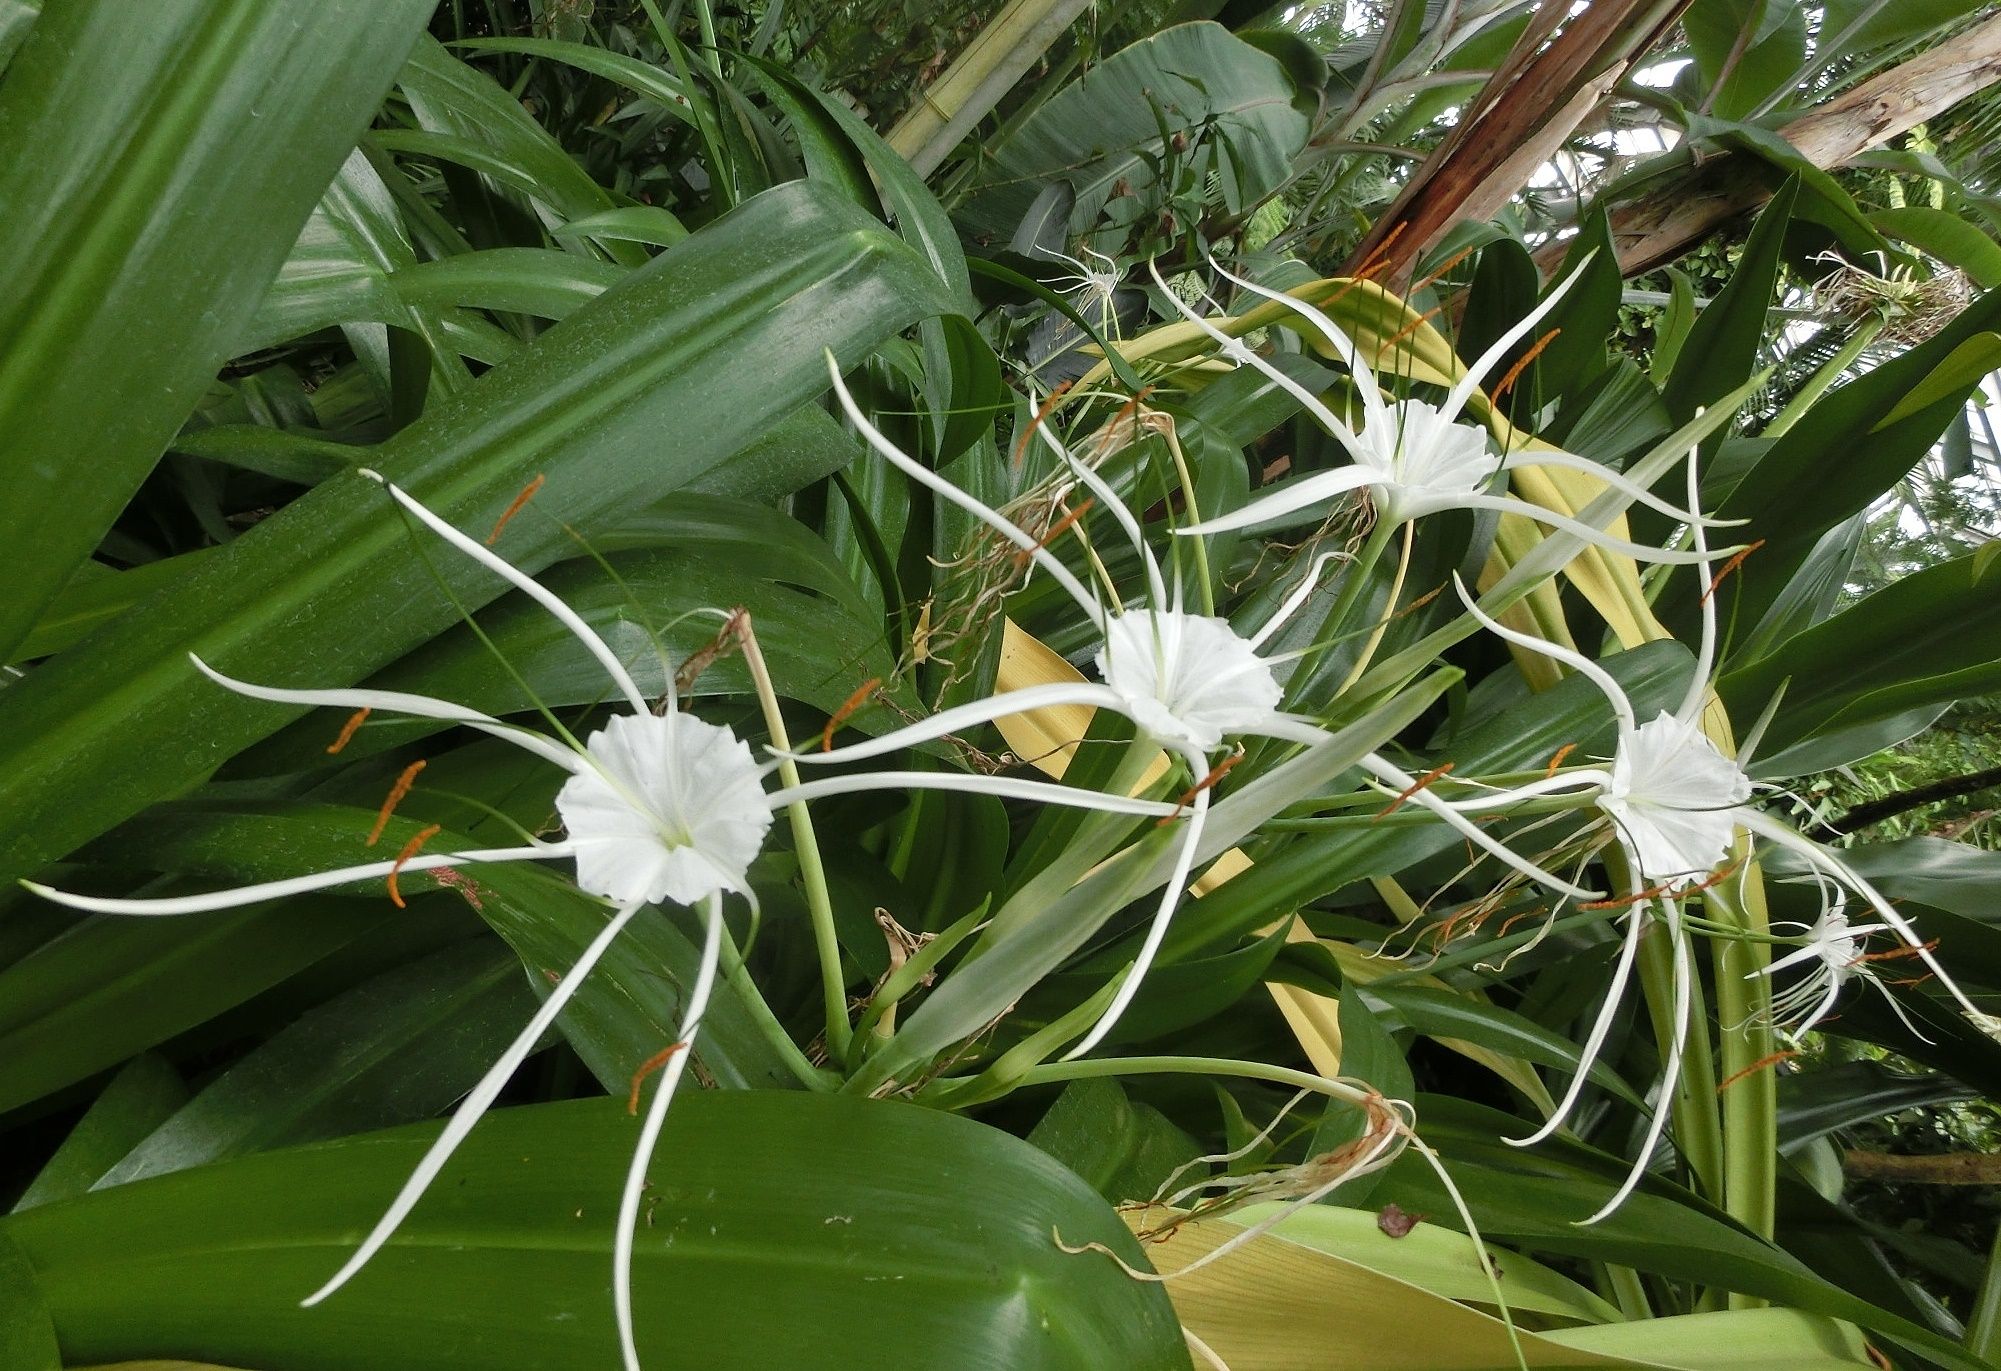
[1360,754,1603,900]
[766,771,1181,817]
[189,655,585,775]
[24,844,571,917]
[824,356,1101,622]
[1147,259,1374,470]
[777,683,1134,767]
[1250,549,1348,650]
[1203,256,1388,435]
[301,897,650,1307]
[1680,443,1717,724]
[1426,769,1614,811]
[1452,574,1636,733]
[1499,449,1736,526]
[364,471,650,714]
[1063,746,1213,1059]
[615,894,724,1371]
[1510,848,1651,1147]
[1177,467,1379,537]
[1581,907,1688,1224]
[1738,809,1990,1026]
[1442,260,1588,425]
[1457,494,1729,565]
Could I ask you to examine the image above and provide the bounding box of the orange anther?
[1490,328,1562,404]
[1718,1049,1800,1092]
[486,473,545,545]
[1545,743,1578,777]
[1411,243,1480,294]
[1858,939,1938,964]
[628,1041,688,1114]
[1381,306,1445,353]
[327,707,371,755]
[1159,751,1245,825]
[821,677,883,752]
[367,759,428,846]
[1702,539,1766,604]
[1012,380,1075,468]
[386,823,442,909]
[1373,762,1453,820]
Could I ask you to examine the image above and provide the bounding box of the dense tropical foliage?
[5,2,2001,1368]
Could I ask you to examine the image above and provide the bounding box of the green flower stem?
[1338,521,1415,693]
[1604,846,1724,1211]
[1707,842,1779,1280]
[1002,1053,1385,1110]
[716,918,840,1091]
[737,614,853,1064]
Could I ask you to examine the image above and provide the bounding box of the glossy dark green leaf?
[0,1230,58,1371]
[11,1056,187,1211]
[1027,1078,1201,1205]
[1378,1098,1992,1371]
[1777,1063,1970,1153]
[97,939,534,1188]
[1718,549,2001,757]
[1,1094,1191,1370]
[1364,983,1649,1112]
[0,0,434,659]
[960,22,1309,238]
[0,898,405,1116]
[0,180,949,887]
[94,803,805,1096]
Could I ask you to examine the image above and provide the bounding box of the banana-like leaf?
[0,0,435,659]
[1,1094,1190,1370]
[959,22,1309,239]
[0,179,949,887]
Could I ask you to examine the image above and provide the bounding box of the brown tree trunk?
[1343,0,1693,280]
[1549,11,2001,276]
[1843,1150,2001,1185]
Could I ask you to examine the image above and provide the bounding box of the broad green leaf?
[392,37,644,266]
[450,36,694,124]
[96,939,535,1188]
[0,1094,1190,1370]
[1027,1077,1201,1204]
[0,897,410,1116]
[0,1231,59,1371]
[1871,206,2001,287]
[1686,1,1807,122]
[960,22,1309,238]
[11,1056,187,1211]
[0,180,948,888]
[92,803,805,1096]
[0,0,435,660]
[1777,1063,1969,1154]
[1718,548,2001,755]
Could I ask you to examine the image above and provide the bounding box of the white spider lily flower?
[1436,450,1993,1217]
[22,472,1181,1371]
[1158,257,1729,564]
[1039,243,1125,335]
[821,355,1601,1060]
[1755,907,1900,1041]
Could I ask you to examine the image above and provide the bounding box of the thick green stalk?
[1707,846,1779,1270]
[1967,1224,2001,1363]
[738,615,852,1063]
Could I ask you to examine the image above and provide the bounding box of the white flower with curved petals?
[21,471,1184,1371]
[817,353,1601,1063]
[1096,608,1283,752]
[1159,256,1735,565]
[559,712,774,906]
[1434,444,1995,1219]
[1602,712,1753,882]
[1756,907,1896,1042]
